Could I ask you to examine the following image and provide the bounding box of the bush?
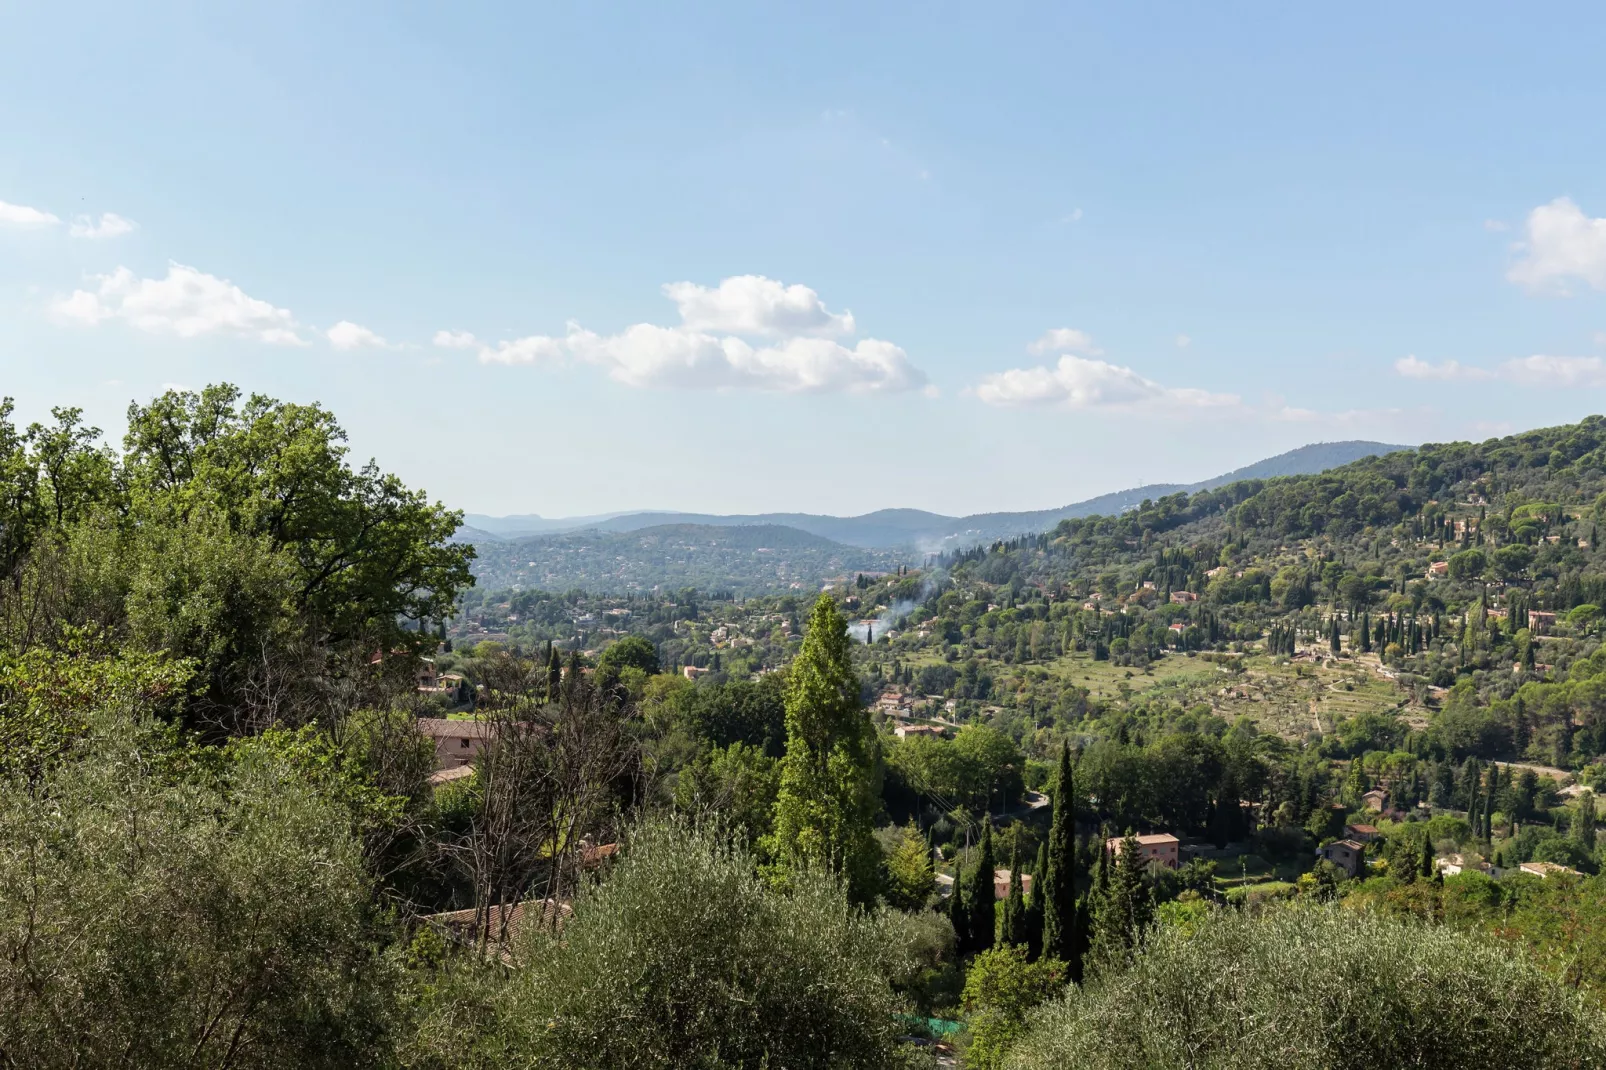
[1004,905,1606,1069]
[411,819,921,1069]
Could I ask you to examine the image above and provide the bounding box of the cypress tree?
[946,869,967,946]
[1041,742,1076,963]
[1000,846,1026,947]
[545,645,561,703]
[1418,835,1433,879]
[1023,841,1047,959]
[1576,792,1597,855]
[767,595,880,903]
[965,817,997,954]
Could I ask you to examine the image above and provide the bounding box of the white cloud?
[1060,208,1083,224]
[479,333,567,366]
[1393,355,1493,381]
[1395,352,1606,386]
[433,329,479,349]
[1484,219,1509,232]
[69,212,136,239]
[1175,334,1192,348]
[1507,197,1606,293]
[1499,354,1606,386]
[467,276,925,395]
[662,275,854,337]
[1027,328,1103,357]
[0,199,59,227]
[52,262,306,345]
[973,354,1237,411]
[326,320,389,350]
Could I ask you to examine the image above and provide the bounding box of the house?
[423,899,572,962]
[1426,561,1449,579]
[1435,853,1490,877]
[992,868,1035,900]
[417,717,495,770]
[894,723,945,740]
[1360,789,1389,812]
[1319,838,1367,878]
[1343,823,1381,843]
[1168,622,1186,634]
[1105,833,1181,870]
[1528,610,1557,634]
[1140,580,1157,590]
[1519,860,1583,879]
[1169,591,1199,604]
[683,665,711,680]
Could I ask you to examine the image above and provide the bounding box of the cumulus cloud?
[433,329,479,349]
[662,275,854,337]
[974,335,1239,413]
[0,199,59,227]
[1027,328,1102,357]
[465,275,926,394]
[326,320,389,350]
[69,212,136,239]
[52,262,306,345]
[976,329,1236,411]
[1395,352,1606,386]
[1507,197,1606,293]
[1176,334,1192,348]
[1393,356,1494,381]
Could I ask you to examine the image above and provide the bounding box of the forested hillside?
[7,389,1606,1070]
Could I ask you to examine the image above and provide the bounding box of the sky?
[5,3,1606,519]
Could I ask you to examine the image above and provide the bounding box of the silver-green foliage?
[1006,905,1606,1070]
[0,709,394,1068]
[412,819,919,1070]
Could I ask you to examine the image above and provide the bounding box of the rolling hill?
[462,440,1412,550]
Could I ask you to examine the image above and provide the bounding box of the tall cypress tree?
[1023,841,1047,959]
[946,869,967,946]
[965,817,997,954]
[766,595,880,903]
[999,846,1025,947]
[1576,791,1597,855]
[1041,742,1076,963]
[545,644,561,704]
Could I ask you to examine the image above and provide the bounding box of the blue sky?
[4,3,1606,518]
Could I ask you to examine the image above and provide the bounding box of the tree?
[1088,830,1152,975]
[1041,742,1077,968]
[1576,791,1598,856]
[1448,548,1487,582]
[965,817,998,954]
[882,821,936,911]
[1004,907,1606,1069]
[597,634,660,678]
[999,846,1026,947]
[959,944,1066,1070]
[415,820,915,1069]
[766,595,879,903]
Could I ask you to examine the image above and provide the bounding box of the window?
[460,738,470,748]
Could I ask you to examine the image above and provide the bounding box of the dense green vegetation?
[9,390,1606,1068]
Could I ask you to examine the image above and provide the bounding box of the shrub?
[1004,905,1606,1069]
[411,819,920,1069]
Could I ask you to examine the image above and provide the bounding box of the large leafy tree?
[0,385,474,731]
[766,595,879,903]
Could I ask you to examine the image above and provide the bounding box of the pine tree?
[1040,742,1077,963]
[767,595,880,903]
[965,817,997,954]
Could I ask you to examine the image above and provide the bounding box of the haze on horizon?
[4,3,1606,516]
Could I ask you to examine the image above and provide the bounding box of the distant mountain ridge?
[462,440,1411,551]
